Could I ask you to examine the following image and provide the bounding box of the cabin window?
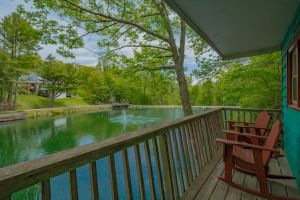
[287,34,300,108]
[291,48,298,104]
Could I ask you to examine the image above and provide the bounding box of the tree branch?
[63,0,170,43]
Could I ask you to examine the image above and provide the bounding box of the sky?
[0,0,198,73]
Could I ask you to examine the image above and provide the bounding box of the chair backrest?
[254,111,270,136]
[262,120,281,165]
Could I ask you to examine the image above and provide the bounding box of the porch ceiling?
[165,0,300,59]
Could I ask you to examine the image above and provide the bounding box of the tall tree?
[40,55,78,107]
[0,12,41,109]
[27,0,208,116]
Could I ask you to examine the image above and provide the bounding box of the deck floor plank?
[190,154,299,200]
[268,159,288,197]
[240,174,259,200]
[278,157,300,198]
[224,170,245,200]
[209,171,229,200]
[194,159,224,200]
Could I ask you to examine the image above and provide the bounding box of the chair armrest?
[232,125,270,130]
[216,138,280,153]
[222,130,268,139]
[225,120,254,124]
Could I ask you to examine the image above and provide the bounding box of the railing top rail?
[0,108,222,196]
[222,107,282,112]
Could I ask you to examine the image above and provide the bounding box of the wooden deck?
[185,153,300,200]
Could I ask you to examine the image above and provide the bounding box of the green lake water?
[0,107,207,199]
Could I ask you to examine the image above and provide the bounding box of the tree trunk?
[175,63,193,116]
[7,85,13,105]
[175,18,193,116]
[50,90,55,108]
[13,83,18,110]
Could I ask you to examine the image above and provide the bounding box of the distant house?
[18,72,44,95]
[18,72,69,98]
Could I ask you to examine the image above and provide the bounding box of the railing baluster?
[69,170,78,200]
[109,154,118,200]
[166,130,179,198]
[207,115,217,156]
[134,144,146,200]
[122,149,132,200]
[184,124,197,179]
[198,117,208,163]
[41,180,51,200]
[192,120,204,170]
[152,137,165,200]
[159,132,174,199]
[178,126,192,187]
[172,129,185,194]
[144,141,156,199]
[187,122,200,175]
[89,161,99,200]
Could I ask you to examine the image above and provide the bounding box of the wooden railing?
[0,107,282,200]
[222,107,282,129]
[0,109,224,200]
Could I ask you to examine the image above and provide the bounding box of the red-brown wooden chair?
[225,111,271,144]
[216,121,297,200]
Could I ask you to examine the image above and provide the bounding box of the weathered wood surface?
[0,108,221,198]
[190,156,300,200]
[0,112,26,122]
[0,107,295,200]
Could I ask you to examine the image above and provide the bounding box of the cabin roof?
[164,0,300,59]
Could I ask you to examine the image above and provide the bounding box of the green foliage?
[39,55,79,107]
[191,52,282,108]
[75,66,181,105]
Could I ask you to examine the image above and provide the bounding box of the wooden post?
[69,170,78,200]
[109,154,118,200]
[41,180,51,200]
[89,162,99,200]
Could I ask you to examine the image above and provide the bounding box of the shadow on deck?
[185,153,300,200]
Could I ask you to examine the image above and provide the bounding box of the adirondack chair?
[216,121,296,200]
[225,111,271,144]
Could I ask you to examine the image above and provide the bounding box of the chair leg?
[253,149,270,198]
[223,144,233,183]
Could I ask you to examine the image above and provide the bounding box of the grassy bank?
[24,105,111,118]
[17,95,90,110]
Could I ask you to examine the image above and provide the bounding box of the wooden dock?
[111,102,129,109]
[0,112,26,122]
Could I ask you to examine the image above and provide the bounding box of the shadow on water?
[0,107,208,200]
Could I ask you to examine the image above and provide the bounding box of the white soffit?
[165,0,300,59]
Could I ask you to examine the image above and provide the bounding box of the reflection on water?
[0,107,207,199]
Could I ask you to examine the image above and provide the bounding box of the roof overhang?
[165,0,300,59]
